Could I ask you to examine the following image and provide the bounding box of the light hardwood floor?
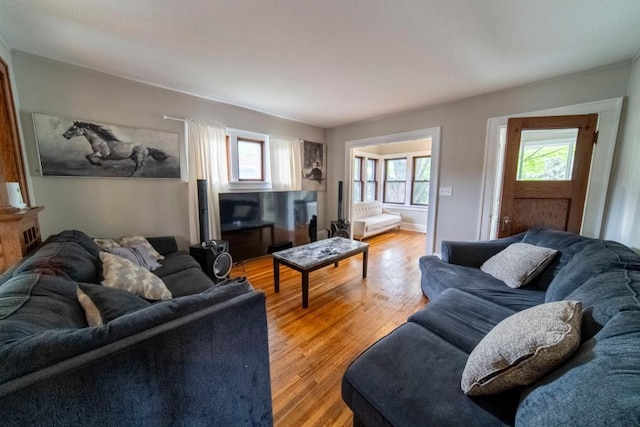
[230,230,429,426]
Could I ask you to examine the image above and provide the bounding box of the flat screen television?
[218,191,317,262]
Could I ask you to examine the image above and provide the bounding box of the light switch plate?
[439,187,453,196]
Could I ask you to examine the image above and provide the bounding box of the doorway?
[345,127,441,255]
[480,98,623,240]
[497,114,598,237]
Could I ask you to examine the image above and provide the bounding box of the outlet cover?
[439,187,453,196]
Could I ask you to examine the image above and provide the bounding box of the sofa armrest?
[441,233,525,267]
[352,220,366,238]
[146,236,178,256]
[0,290,273,426]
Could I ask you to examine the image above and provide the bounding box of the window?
[412,156,431,205]
[516,129,578,181]
[353,156,363,202]
[383,158,406,204]
[365,158,377,201]
[237,138,264,181]
[226,129,270,190]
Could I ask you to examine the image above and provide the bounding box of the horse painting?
[62,121,170,176]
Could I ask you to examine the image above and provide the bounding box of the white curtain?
[187,120,227,242]
[269,134,302,191]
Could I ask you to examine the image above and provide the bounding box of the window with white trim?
[411,156,431,205]
[226,129,270,190]
[353,156,364,202]
[383,158,407,204]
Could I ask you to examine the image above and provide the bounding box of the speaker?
[308,214,318,242]
[197,179,209,243]
[190,240,232,283]
[337,180,344,221]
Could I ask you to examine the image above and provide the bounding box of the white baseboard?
[400,222,427,233]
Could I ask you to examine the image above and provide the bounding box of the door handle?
[501,216,512,232]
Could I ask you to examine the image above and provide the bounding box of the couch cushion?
[520,228,594,290]
[15,242,98,283]
[362,213,401,232]
[77,283,151,327]
[545,239,640,302]
[517,310,640,426]
[409,288,516,353]
[0,273,87,344]
[100,252,172,300]
[480,243,557,289]
[153,251,202,278]
[564,269,640,342]
[420,256,545,311]
[44,229,101,258]
[160,267,215,297]
[352,201,383,219]
[342,322,518,426]
[461,301,582,396]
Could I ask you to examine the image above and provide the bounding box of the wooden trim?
[0,58,29,205]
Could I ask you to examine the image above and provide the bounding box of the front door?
[497,114,598,238]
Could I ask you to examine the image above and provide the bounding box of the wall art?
[301,140,326,191]
[33,113,180,178]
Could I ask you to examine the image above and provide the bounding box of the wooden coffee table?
[272,237,369,308]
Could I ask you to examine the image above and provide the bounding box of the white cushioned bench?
[352,201,402,240]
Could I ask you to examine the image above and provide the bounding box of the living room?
[1,1,640,426]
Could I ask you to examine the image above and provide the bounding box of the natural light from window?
[516,129,578,181]
[237,138,263,181]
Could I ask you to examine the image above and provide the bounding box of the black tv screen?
[218,191,317,262]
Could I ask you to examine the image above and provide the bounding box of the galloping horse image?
[62,121,169,176]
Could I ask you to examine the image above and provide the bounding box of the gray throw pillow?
[77,283,151,327]
[108,244,162,271]
[461,300,582,396]
[116,234,164,260]
[481,242,558,288]
[99,252,171,300]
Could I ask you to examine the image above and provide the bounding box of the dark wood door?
[498,114,598,237]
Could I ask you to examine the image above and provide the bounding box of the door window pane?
[517,129,578,181]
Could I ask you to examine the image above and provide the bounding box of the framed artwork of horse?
[33,113,180,178]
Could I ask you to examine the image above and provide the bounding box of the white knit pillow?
[115,234,164,261]
[461,300,582,396]
[481,243,557,288]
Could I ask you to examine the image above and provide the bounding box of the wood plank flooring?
[230,230,429,426]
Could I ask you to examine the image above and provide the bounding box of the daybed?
[0,230,273,426]
[342,228,640,426]
[351,201,402,240]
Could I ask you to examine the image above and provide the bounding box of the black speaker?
[337,180,344,221]
[308,214,318,242]
[197,179,209,243]
[190,240,232,283]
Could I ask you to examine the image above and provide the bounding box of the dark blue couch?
[0,230,273,426]
[342,228,640,426]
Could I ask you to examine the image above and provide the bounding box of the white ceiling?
[1,1,640,128]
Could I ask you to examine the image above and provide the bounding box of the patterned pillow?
[93,238,121,251]
[116,234,164,260]
[77,283,151,327]
[481,243,558,288]
[461,300,582,396]
[108,244,162,271]
[99,252,171,300]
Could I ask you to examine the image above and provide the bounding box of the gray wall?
[11,52,324,249]
[326,62,633,250]
[605,56,640,251]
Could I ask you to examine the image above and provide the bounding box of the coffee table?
[272,237,369,308]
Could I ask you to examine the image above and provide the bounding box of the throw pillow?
[108,244,162,271]
[461,300,582,396]
[99,252,172,300]
[76,283,151,327]
[481,242,558,288]
[116,234,164,260]
[93,238,121,251]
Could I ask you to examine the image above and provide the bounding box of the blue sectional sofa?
[342,228,640,426]
[0,230,273,426]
